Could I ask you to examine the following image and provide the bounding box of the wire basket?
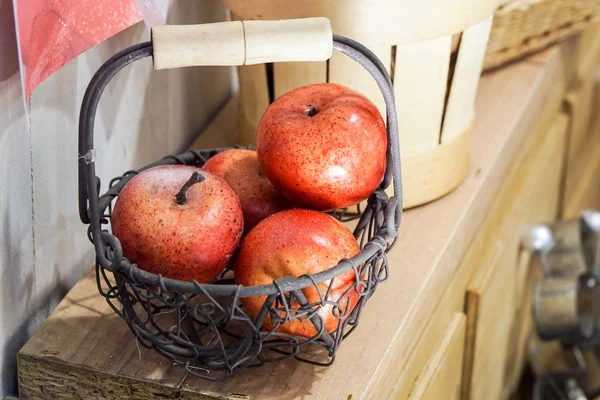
[78,24,403,381]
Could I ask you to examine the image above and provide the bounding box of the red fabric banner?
[15,0,143,97]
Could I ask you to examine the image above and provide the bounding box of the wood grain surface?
[0,3,34,395]
[393,35,451,154]
[408,313,466,400]
[221,0,499,45]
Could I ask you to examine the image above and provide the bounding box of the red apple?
[203,149,290,232]
[234,209,360,337]
[111,165,244,283]
[257,83,387,211]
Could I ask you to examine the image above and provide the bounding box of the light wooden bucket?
[224,0,500,208]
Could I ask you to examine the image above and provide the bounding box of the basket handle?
[152,17,333,69]
[79,30,403,246]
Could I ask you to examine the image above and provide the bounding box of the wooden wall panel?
[0,1,35,395]
[0,61,35,399]
[237,63,269,145]
[562,71,600,218]
[408,313,466,400]
[0,1,234,397]
[27,0,233,330]
[464,242,513,400]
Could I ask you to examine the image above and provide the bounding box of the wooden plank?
[526,24,600,87]
[524,27,600,124]
[563,141,600,218]
[394,36,451,154]
[18,269,188,399]
[571,24,600,85]
[230,11,271,146]
[441,16,493,143]
[222,0,499,46]
[565,72,596,172]
[191,96,239,149]
[274,62,327,99]
[563,80,600,218]
[503,255,546,398]
[581,349,600,394]
[502,253,538,398]
[328,41,391,120]
[0,20,35,396]
[463,242,512,400]
[237,63,270,145]
[562,71,600,217]
[408,313,466,400]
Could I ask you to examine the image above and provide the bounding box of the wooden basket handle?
[151,17,332,69]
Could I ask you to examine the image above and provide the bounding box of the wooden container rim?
[223,0,500,44]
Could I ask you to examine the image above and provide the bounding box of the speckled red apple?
[111,165,244,283]
[203,149,290,233]
[257,83,387,211]
[234,209,360,337]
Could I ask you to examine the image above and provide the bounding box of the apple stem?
[305,106,318,117]
[175,171,205,205]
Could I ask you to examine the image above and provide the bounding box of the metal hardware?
[566,379,588,400]
[534,274,598,341]
[525,211,600,399]
[582,210,600,271]
[522,224,555,254]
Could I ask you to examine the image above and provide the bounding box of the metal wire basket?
[78,24,403,381]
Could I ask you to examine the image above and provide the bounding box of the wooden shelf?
[17,37,597,399]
